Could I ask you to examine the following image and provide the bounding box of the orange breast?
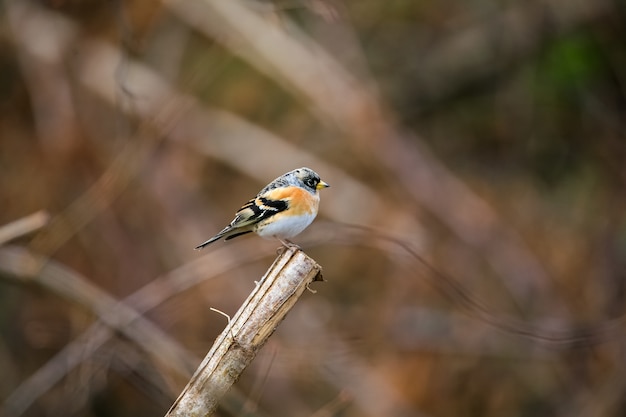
[264,186,319,215]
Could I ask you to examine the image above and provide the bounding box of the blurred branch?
[73,35,420,234]
[0,246,196,378]
[0,211,49,246]
[5,0,175,258]
[321,222,626,347]
[12,0,562,320]
[8,0,422,256]
[3,221,618,416]
[0,240,276,417]
[5,0,80,155]
[409,0,614,105]
[166,247,323,417]
[164,0,373,133]
[163,0,566,314]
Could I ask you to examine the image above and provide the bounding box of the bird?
[195,167,329,249]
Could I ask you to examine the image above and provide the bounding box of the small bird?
[195,167,329,249]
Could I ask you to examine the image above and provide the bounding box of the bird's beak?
[317,180,330,190]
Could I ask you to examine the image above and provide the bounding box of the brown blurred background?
[1,0,625,416]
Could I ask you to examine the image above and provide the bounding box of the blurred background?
[1,0,625,416]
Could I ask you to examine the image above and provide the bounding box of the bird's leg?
[277,237,301,250]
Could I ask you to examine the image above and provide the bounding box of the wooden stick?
[165,247,323,417]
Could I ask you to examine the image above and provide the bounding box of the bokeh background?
[1,0,626,416]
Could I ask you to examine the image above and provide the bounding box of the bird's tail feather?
[194,235,222,250]
[224,230,252,241]
[194,226,253,249]
[194,226,231,250]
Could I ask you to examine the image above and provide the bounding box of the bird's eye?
[304,178,318,189]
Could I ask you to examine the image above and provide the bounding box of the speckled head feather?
[260,167,324,195]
